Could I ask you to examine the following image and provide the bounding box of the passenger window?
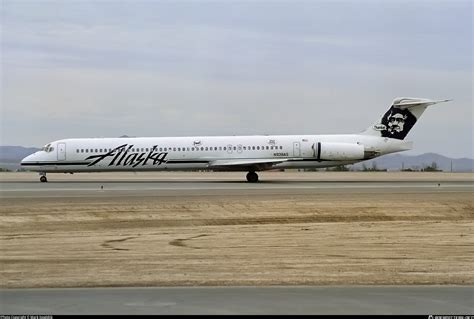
[257,146,260,150]
[214,147,217,151]
[266,146,269,150]
[233,146,236,151]
[243,146,246,150]
[201,147,204,151]
[219,147,222,151]
[205,147,208,151]
[173,148,176,151]
[280,146,283,149]
[223,147,226,151]
[178,148,181,151]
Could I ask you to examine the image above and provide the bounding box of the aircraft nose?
[21,153,35,165]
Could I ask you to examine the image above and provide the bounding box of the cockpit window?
[41,144,54,152]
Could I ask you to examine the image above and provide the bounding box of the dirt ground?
[0,172,473,288]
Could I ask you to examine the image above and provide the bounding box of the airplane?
[21,97,450,183]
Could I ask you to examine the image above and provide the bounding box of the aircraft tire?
[246,172,259,183]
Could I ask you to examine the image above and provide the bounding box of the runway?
[1,171,472,198]
[2,286,472,315]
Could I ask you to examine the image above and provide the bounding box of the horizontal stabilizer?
[393,97,451,109]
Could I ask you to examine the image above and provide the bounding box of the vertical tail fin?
[361,97,451,140]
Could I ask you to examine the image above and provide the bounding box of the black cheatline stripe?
[288,159,328,162]
[317,142,321,160]
[21,162,90,166]
[166,160,209,164]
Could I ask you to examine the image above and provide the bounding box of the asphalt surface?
[1,286,473,315]
[1,180,472,198]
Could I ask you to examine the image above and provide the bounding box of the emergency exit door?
[293,142,301,157]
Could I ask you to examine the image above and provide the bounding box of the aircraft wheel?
[40,176,47,183]
[246,172,259,183]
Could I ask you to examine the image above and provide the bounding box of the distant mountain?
[0,146,40,171]
[0,146,40,162]
[0,145,472,172]
[351,153,473,172]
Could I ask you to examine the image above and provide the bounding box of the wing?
[208,158,290,171]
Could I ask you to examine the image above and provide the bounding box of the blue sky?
[1,0,472,158]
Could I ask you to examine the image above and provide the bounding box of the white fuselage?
[21,134,412,173]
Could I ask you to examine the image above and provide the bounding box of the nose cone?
[21,153,35,166]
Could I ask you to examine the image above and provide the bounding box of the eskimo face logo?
[387,112,407,133]
[380,107,417,140]
[85,144,168,167]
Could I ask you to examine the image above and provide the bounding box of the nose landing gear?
[246,171,259,183]
[39,173,47,183]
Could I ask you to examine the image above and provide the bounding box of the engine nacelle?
[316,142,365,161]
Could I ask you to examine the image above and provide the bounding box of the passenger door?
[57,143,66,161]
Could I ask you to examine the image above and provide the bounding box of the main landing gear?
[246,171,259,183]
[39,173,47,183]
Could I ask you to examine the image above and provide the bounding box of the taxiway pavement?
[1,286,472,315]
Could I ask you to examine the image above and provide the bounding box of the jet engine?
[316,142,365,161]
